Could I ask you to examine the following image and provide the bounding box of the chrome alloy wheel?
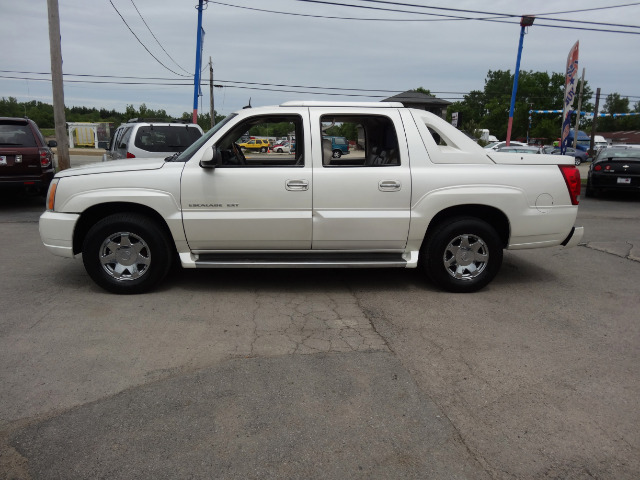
[443,233,489,281]
[99,232,151,281]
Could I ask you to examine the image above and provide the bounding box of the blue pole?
[192,0,204,124]
[506,25,526,146]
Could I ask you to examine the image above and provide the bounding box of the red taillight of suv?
[39,148,52,168]
[559,165,581,205]
[126,152,136,158]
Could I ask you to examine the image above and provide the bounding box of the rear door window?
[0,122,37,147]
[134,126,202,153]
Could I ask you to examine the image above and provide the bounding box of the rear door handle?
[379,180,401,192]
[286,179,309,191]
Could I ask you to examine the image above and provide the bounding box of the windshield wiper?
[164,152,180,162]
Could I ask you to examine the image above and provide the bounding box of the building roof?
[382,91,451,106]
[598,130,640,144]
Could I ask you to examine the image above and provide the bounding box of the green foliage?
[595,93,640,131]
[412,87,432,96]
[324,122,358,140]
[0,97,226,132]
[446,70,592,142]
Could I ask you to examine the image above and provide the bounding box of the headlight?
[46,179,59,211]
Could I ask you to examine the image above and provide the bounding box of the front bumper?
[39,211,80,258]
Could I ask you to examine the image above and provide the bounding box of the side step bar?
[180,251,419,269]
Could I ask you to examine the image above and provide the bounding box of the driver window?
[216,115,303,167]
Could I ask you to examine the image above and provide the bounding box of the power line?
[3,70,640,101]
[108,0,191,77]
[210,0,640,34]
[129,0,192,75]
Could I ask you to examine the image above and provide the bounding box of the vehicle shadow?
[159,251,556,295]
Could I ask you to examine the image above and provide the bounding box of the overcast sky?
[2,0,639,119]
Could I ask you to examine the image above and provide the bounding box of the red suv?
[0,117,57,194]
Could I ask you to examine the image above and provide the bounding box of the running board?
[180,251,419,269]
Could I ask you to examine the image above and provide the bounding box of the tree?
[412,87,432,96]
[443,70,592,142]
[597,93,633,131]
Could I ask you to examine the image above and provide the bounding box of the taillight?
[126,152,136,158]
[594,164,602,171]
[559,165,581,205]
[39,148,52,167]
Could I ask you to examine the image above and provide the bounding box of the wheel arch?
[72,202,176,255]
[422,204,510,250]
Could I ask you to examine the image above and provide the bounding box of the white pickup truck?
[40,101,583,294]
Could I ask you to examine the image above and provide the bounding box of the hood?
[55,158,167,178]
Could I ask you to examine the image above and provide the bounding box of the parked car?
[484,141,527,151]
[323,136,349,158]
[495,146,541,154]
[40,100,583,294]
[586,145,640,197]
[237,138,270,153]
[0,117,57,194]
[272,142,290,153]
[549,147,589,166]
[103,119,203,162]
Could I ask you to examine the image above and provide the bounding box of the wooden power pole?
[209,57,214,129]
[46,0,70,170]
[589,88,601,155]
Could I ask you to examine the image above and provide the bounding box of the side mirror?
[200,146,221,168]
[48,140,58,148]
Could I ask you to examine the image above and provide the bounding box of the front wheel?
[421,217,503,293]
[82,213,173,294]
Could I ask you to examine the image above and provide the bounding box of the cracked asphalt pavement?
[1,186,639,479]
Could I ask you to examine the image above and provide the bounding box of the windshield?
[172,114,237,162]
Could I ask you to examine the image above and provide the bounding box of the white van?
[594,135,608,150]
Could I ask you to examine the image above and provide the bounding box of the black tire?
[82,213,173,294]
[585,179,596,197]
[260,146,268,153]
[575,157,582,166]
[332,150,342,159]
[421,217,503,293]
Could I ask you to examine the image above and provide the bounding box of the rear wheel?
[421,217,503,293]
[332,150,342,159]
[82,213,172,294]
[575,157,582,166]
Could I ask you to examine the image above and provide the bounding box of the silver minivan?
[103,119,204,161]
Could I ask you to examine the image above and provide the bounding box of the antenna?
[243,97,252,109]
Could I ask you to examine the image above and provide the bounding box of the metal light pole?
[506,15,535,146]
[192,0,204,124]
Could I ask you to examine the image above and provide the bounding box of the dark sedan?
[586,145,640,197]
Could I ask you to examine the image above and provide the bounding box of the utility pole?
[572,68,585,149]
[192,0,204,124]
[46,0,70,170]
[589,88,601,155]
[209,57,214,129]
[506,16,535,146]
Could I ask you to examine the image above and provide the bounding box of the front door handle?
[379,180,401,192]
[286,179,309,191]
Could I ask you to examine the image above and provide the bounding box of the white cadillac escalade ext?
[40,101,583,294]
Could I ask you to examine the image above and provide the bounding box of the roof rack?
[280,101,404,108]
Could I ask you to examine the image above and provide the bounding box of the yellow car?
[238,138,270,152]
